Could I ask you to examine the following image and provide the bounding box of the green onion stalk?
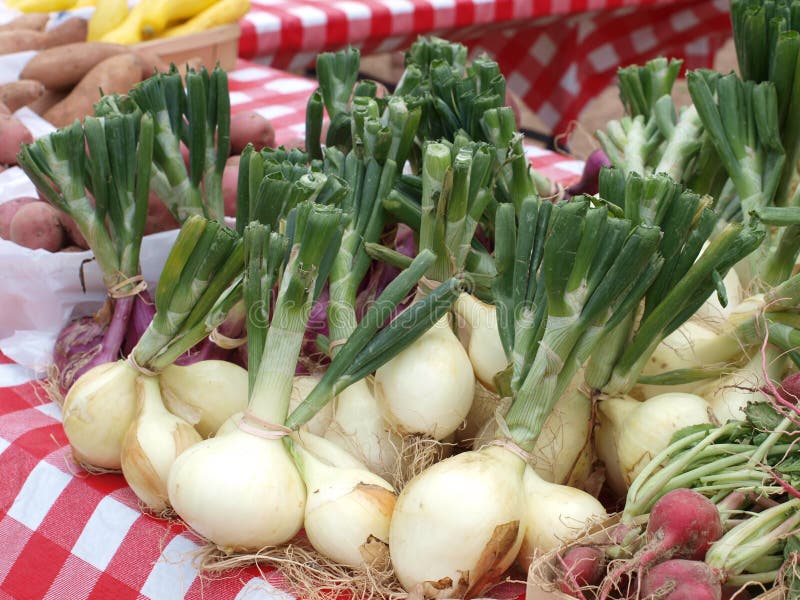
[687,70,793,286]
[598,58,712,184]
[100,65,231,223]
[369,138,495,446]
[58,215,245,477]
[311,91,433,477]
[17,112,154,393]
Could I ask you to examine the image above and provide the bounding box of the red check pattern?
[0,60,577,599]
[238,0,732,135]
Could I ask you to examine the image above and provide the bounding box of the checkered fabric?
[238,0,731,136]
[0,60,579,600]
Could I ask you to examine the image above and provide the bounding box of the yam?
[21,42,129,91]
[0,30,47,54]
[44,53,144,127]
[0,80,45,112]
[144,191,180,235]
[229,110,275,154]
[9,202,65,252]
[0,197,38,239]
[0,13,49,33]
[43,18,89,49]
[27,89,67,116]
[0,114,33,165]
[58,213,88,249]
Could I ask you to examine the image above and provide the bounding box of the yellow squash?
[13,0,76,12]
[162,0,249,38]
[100,0,151,44]
[88,0,128,41]
[140,0,220,38]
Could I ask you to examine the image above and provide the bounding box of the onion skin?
[167,416,306,553]
[53,314,106,395]
[565,149,611,198]
[389,445,526,598]
[62,359,139,470]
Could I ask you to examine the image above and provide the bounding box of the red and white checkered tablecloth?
[0,59,581,600]
[238,0,732,136]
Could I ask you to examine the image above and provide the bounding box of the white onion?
[292,432,396,568]
[159,360,248,438]
[375,315,475,440]
[288,374,333,437]
[325,377,402,481]
[598,392,714,491]
[120,375,201,512]
[167,413,306,552]
[698,347,786,423]
[516,466,607,571]
[62,359,139,470]
[452,293,508,390]
[389,444,526,597]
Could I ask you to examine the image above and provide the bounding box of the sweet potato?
[144,191,180,235]
[0,80,45,112]
[229,110,275,154]
[0,13,49,33]
[58,213,88,249]
[0,114,33,165]
[0,197,37,239]
[44,53,144,127]
[0,30,47,55]
[10,202,65,251]
[222,156,239,218]
[21,42,129,91]
[43,18,89,49]
[27,89,67,116]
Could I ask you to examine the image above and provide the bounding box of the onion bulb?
[516,466,607,571]
[288,374,333,437]
[120,375,201,512]
[62,359,139,470]
[389,444,526,597]
[159,360,248,438]
[375,315,474,440]
[325,378,402,481]
[167,413,306,552]
[690,243,741,332]
[636,322,721,397]
[291,432,396,568]
[597,393,714,492]
[452,293,508,391]
[698,347,785,423]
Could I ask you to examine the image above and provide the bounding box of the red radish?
[565,149,611,198]
[640,488,723,566]
[598,489,722,600]
[778,372,800,402]
[559,546,605,596]
[641,559,721,600]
